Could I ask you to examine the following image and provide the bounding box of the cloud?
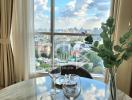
[34,13,50,31]
[34,0,50,31]
[34,0,111,31]
[67,0,76,10]
[74,0,94,17]
[55,17,102,30]
[34,0,49,12]
[56,0,109,30]
[38,0,49,10]
[59,0,110,20]
[87,0,111,20]
[83,18,102,29]
[60,0,94,17]
[89,0,110,13]
[96,1,110,11]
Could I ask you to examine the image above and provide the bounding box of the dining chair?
[60,65,93,79]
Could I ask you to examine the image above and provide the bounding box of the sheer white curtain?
[12,0,35,82]
[110,0,132,95]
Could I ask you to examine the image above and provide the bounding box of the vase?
[106,67,117,100]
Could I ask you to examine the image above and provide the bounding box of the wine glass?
[48,66,61,95]
[63,74,81,100]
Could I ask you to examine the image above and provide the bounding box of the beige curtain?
[110,0,132,95]
[12,0,35,82]
[0,0,16,87]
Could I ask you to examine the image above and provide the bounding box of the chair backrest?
[61,65,93,79]
[61,65,76,75]
[50,67,60,74]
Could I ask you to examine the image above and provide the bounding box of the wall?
[116,0,132,95]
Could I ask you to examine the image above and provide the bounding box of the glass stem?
[53,78,56,92]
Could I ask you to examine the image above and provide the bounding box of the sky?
[34,0,111,32]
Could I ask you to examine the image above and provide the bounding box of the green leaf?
[98,45,113,57]
[98,52,106,57]
[100,32,109,40]
[128,42,132,48]
[104,63,113,68]
[103,39,112,49]
[110,25,115,34]
[125,50,132,59]
[94,41,99,47]
[119,37,126,44]
[120,31,132,44]
[91,46,99,52]
[114,45,123,52]
[122,52,129,60]
[101,23,108,33]
[115,59,123,67]
[123,31,132,39]
[106,17,114,28]
[105,65,111,68]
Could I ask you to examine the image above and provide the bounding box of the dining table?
[0,75,131,100]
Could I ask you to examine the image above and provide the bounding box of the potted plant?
[85,17,132,100]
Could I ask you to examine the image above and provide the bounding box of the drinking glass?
[48,66,61,95]
[63,74,81,100]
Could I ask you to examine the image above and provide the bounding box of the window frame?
[35,0,100,67]
[33,0,111,81]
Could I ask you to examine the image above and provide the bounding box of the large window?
[34,0,111,76]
